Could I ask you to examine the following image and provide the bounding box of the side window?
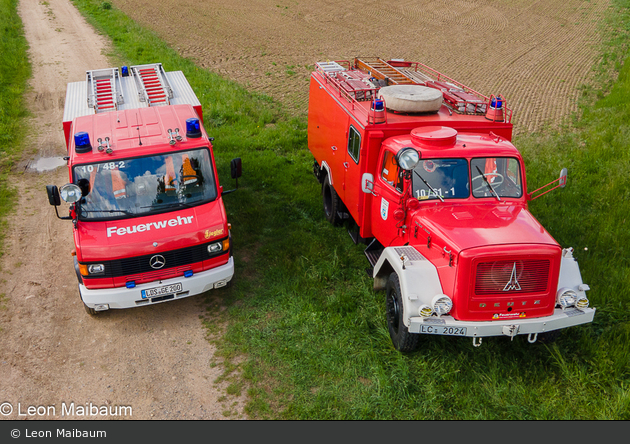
[381,151,403,192]
[347,126,361,163]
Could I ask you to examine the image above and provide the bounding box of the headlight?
[395,147,420,171]
[88,264,105,274]
[557,288,577,309]
[418,304,433,317]
[207,242,222,253]
[432,294,453,316]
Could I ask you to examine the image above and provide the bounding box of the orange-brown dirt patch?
[111,0,612,134]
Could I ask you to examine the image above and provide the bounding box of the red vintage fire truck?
[307,57,595,350]
[47,63,241,315]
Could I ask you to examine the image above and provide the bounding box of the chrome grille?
[475,259,550,295]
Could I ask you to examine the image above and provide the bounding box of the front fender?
[373,246,444,327]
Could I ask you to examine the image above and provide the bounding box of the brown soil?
[0,0,245,420]
[112,0,611,134]
[0,0,611,421]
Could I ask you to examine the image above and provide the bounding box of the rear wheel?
[385,272,419,352]
[322,178,342,225]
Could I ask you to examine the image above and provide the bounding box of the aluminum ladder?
[354,57,417,86]
[86,68,124,113]
[131,63,173,106]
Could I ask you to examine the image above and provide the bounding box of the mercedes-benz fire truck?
[47,63,241,315]
[307,58,595,350]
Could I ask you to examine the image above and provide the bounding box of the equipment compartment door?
[342,125,363,223]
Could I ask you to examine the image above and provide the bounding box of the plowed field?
[111,0,611,133]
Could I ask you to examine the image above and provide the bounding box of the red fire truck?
[307,57,595,350]
[47,63,241,315]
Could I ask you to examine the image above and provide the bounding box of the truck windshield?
[73,148,217,220]
[471,157,522,199]
[412,159,469,200]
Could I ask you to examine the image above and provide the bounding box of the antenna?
[136,113,142,146]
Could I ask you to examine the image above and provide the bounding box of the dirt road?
[0,0,243,420]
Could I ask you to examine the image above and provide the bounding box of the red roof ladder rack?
[131,63,173,107]
[86,68,124,113]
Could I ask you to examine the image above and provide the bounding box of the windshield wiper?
[81,208,137,216]
[140,201,197,210]
[475,166,501,201]
[413,170,444,202]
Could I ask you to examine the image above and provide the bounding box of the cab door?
[371,149,405,247]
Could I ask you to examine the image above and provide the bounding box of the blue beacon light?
[185,118,201,138]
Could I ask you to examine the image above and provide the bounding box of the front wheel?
[385,272,419,352]
[322,178,342,225]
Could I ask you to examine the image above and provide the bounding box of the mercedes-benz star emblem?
[149,254,166,269]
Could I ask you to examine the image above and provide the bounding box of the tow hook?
[472,337,482,347]
[527,333,538,343]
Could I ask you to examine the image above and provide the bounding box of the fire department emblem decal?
[503,263,521,291]
[380,198,389,221]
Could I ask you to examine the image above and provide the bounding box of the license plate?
[141,282,183,299]
[418,324,467,336]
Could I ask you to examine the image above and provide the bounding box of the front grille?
[474,259,550,295]
[83,236,228,278]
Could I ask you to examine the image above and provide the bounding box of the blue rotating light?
[491,97,503,109]
[74,132,92,154]
[185,118,201,138]
[121,66,129,77]
[372,98,385,112]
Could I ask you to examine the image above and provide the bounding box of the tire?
[79,284,97,316]
[322,178,342,225]
[385,272,419,352]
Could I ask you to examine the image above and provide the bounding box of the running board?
[364,239,384,267]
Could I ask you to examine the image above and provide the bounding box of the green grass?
[7,0,630,419]
[0,0,31,261]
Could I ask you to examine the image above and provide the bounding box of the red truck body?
[48,64,238,314]
[307,58,594,350]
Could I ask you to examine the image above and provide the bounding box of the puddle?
[28,157,67,172]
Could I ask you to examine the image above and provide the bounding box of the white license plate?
[418,324,467,336]
[141,282,183,299]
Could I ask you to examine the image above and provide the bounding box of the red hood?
[74,199,228,262]
[410,202,558,252]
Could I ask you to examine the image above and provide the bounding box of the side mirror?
[223,158,242,195]
[559,167,567,188]
[46,185,61,206]
[529,168,568,200]
[361,173,374,194]
[230,158,242,179]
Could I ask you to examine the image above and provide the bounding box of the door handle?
[331,145,338,151]
[343,162,349,168]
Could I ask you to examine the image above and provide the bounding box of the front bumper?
[409,306,596,337]
[79,256,234,310]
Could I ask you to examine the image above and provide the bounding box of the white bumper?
[80,256,234,310]
[409,306,596,337]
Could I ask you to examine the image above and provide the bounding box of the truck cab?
[47,64,241,314]
[307,58,594,350]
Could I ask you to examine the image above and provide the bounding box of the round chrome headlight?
[557,288,577,309]
[432,294,453,316]
[207,242,222,253]
[395,147,420,171]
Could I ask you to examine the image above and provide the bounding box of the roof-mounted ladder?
[131,63,173,107]
[354,57,417,86]
[86,68,124,113]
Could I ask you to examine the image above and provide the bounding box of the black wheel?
[322,178,342,225]
[385,272,419,352]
